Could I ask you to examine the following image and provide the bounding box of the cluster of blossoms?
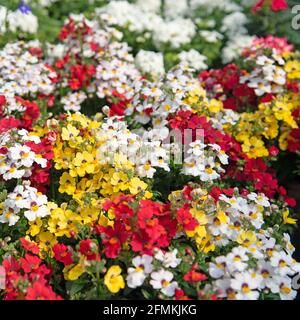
[0,0,299,302]
[95,0,254,66]
[0,41,57,99]
[0,2,38,35]
[199,35,300,160]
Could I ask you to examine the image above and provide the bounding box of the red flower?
[0,117,22,134]
[53,244,74,266]
[2,257,20,273]
[183,270,208,282]
[175,289,190,300]
[177,204,199,231]
[79,239,100,261]
[25,281,62,300]
[20,238,39,255]
[252,0,288,13]
[269,145,279,157]
[285,197,297,208]
[271,0,288,11]
[19,254,41,273]
[69,78,81,90]
[100,221,128,259]
[0,95,6,106]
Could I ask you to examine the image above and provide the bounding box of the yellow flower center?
[161,280,170,287]
[242,284,250,294]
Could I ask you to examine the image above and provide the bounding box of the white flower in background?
[222,35,254,64]
[164,0,188,19]
[7,5,38,34]
[135,50,165,79]
[0,6,7,34]
[190,0,242,13]
[46,43,65,59]
[136,0,161,13]
[231,271,261,300]
[32,0,58,8]
[154,249,182,268]
[0,42,57,97]
[61,91,87,112]
[246,78,272,96]
[199,30,223,43]
[150,269,179,297]
[153,18,196,49]
[178,49,208,70]
[126,255,153,289]
[221,12,248,38]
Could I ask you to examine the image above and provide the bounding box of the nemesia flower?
[150,269,179,297]
[104,265,125,293]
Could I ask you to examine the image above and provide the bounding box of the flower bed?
[0,0,300,300]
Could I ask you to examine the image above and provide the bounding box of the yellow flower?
[283,210,297,224]
[208,99,223,113]
[128,177,148,195]
[279,130,290,151]
[242,137,269,158]
[59,172,76,195]
[66,263,85,281]
[190,207,208,225]
[26,218,43,237]
[104,265,125,293]
[273,100,297,128]
[285,60,300,79]
[54,147,74,170]
[71,151,96,177]
[196,234,215,253]
[61,124,80,141]
[237,230,257,247]
[110,172,129,192]
[187,225,207,239]
[37,231,57,253]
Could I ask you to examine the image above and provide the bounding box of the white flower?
[215,278,237,299]
[126,255,153,289]
[178,49,207,70]
[150,269,178,297]
[154,249,181,268]
[2,164,25,180]
[257,261,277,292]
[209,256,227,279]
[226,247,249,272]
[135,50,165,79]
[9,145,35,167]
[247,193,270,207]
[231,272,261,300]
[277,277,297,300]
[0,208,20,226]
[270,251,294,276]
[7,10,38,34]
